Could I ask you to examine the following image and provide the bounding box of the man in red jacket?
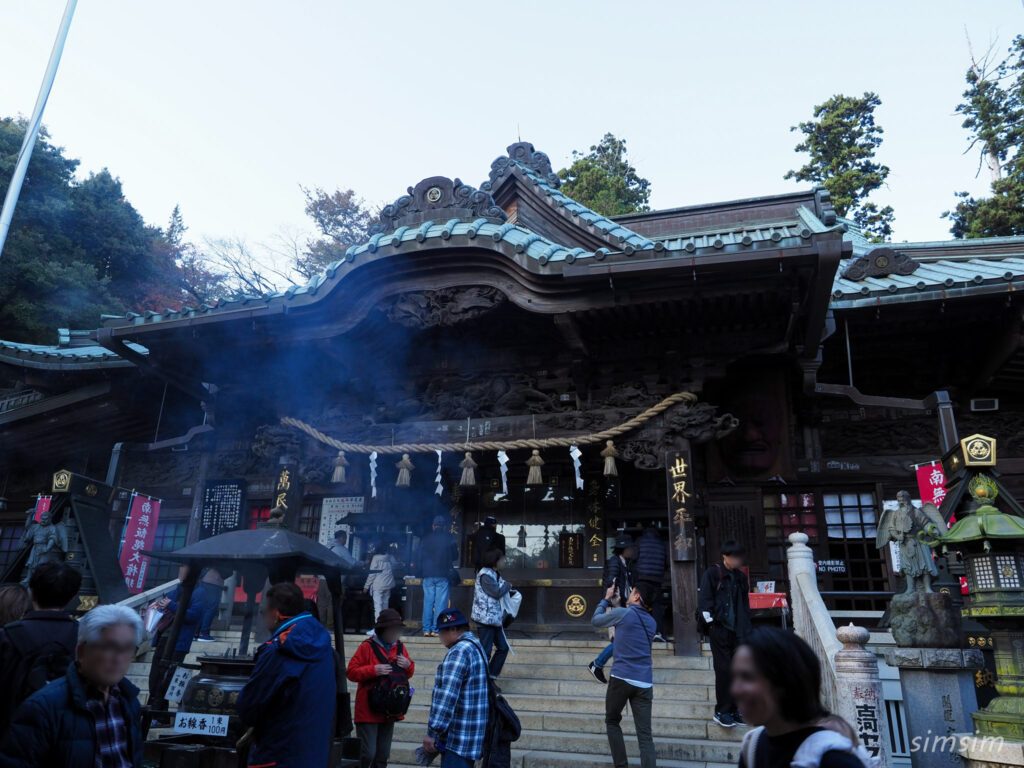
[347,608,415,768]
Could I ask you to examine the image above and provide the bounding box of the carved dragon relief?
[383,287,506,329]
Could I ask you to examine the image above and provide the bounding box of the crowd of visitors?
[0,515,873,768]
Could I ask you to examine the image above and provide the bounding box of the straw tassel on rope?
[601,440,619,477]
[460,452,477,487]
[526,449,544,485]
[395,454,414,487]
[331,451,349,484]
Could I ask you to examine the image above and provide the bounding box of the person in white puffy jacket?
[364,543,399,622]
[470,548,511,679]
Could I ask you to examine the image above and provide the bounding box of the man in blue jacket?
[592,581,657,768]
[148,566,212,708]
[0,604,145,768]
[237,581,337,768]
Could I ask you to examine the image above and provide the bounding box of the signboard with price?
[174,712,229,736]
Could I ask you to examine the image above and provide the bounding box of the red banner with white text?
[32,495,51,522]
[915,462,947,507]
[119,494,161,594]
[914,461,967,593]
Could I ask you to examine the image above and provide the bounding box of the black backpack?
[5,623,75,703]
[366,640,412,719]
[458,637,521,764]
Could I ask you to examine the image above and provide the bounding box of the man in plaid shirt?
[422,608,489,767]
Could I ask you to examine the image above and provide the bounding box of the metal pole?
[0,0,78,262]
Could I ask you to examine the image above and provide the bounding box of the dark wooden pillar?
[666,443,700,656]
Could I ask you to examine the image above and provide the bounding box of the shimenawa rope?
[280,391,696,455]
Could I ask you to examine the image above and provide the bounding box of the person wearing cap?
[421,608,489,768]
[347,608,415,768]
[419,516,459,637]
[469,516,505,571]
[588,533,637,683]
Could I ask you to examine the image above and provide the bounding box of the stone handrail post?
[787,533,889,766]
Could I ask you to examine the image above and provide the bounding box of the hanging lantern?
[602,440,619,477]
[331,451,349,484]
[526,449,545,485]
[460,452,478,487]
[395,454,414,487]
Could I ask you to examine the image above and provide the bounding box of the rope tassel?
[395,453,414,487]
[331,451,349,484]
[601,440,619,477]
[460,452,477,487]
[526,449,545,486]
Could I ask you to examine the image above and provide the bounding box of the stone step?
[385,742,736,768]
[401,704,747,742]
[406,662,713,687]
[390,724,744,764]
[381,646,707,669]
[128,666,714,703]
[498,693,719,720]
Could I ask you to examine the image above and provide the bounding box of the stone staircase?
[131,630,746,768]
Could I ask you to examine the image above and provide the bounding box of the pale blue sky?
[2,1,1021,259]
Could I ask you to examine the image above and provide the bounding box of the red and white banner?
[32,496,51,522]
[915,462,947,507]
[119,494,161,594]
[914,461,968,594]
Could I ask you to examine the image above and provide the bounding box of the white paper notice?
[174,712,229,736]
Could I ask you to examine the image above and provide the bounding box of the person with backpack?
[237,582,337,768]
[347,608,415,768]
[698,539,751,728]
[592,581,658,768]
[735,627,875,768]
[471,548,512,680]
[0,560,82,731]
[421,608,490,768]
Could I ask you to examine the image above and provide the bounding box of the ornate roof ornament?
[841,247,919,282]
[368,176,506,236]
[486,141,561,190]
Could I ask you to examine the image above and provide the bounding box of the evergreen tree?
[944,35,1024,238]
[784,92,895,240]
[558,133,651,217]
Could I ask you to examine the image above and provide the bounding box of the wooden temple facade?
[3,140,1024,653]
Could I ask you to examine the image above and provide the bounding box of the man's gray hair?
[78,604,145,646]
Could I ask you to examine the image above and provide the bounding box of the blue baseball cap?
[436,608,469,630]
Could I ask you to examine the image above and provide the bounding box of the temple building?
[2,140,1024,654]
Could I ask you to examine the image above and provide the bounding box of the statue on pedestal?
[878,490,944,593]
[21,511,67,584]
[877,490,958,647]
